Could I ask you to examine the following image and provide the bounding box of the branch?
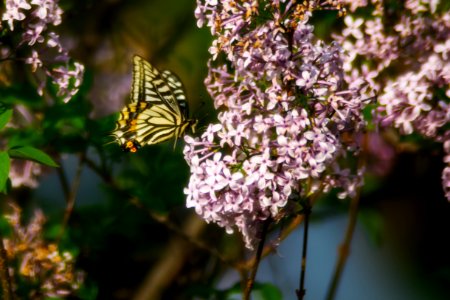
[325,189,361,300]
[243,219,271,300]
[57,153,85,240]
[56,162,70,200]
[325,134,368,300]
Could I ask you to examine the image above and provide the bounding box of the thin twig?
[0,57,15,63]
[325,134,368,300]
[296,199,311,299]
[83,155,113,184]
[58,153,85,241]
[0,234,14,300]
[325,190,361,300]
[243,219,271,300]
[56,163,70,200]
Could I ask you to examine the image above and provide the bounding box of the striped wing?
[131,55,181,115]
[113,56,195,152]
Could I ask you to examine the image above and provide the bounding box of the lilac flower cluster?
[185,1,371,248]
[336,0,450,199]
[1,0,84,102]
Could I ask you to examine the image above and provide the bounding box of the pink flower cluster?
[185,1,371,248]
[337,0,450,199]
[1,0,84,102]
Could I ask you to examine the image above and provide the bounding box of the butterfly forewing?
[132,56,181,114]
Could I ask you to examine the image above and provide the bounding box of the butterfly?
[113,55,198,152]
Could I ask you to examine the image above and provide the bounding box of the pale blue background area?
[34,153,106,210]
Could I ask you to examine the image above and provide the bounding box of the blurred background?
[1,0,450,299]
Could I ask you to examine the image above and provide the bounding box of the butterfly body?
[113,55,197,152]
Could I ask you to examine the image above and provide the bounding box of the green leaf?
[0,152,10,194]
[8,146,59,167]
[0,215,12,236]
[217,282,283,300]
[253,282,283,300]
[0,108,13,130]
[76,280,99,300]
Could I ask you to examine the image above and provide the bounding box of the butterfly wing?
[113,56,194,152]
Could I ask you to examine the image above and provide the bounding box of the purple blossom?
[2,0,31,30]
[186,1,368,248]
[338,0,450,199]
[50,62,85,103]
[25,50,42,71]
[9,159,42,188]
[1,0,83,102]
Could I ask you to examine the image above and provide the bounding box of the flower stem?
[0,234,14,300]
[243,219,271,300]
[296,198,311,300]
[325,135,368,300]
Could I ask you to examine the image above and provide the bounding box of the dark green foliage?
[0,152,10,194]
[0,108,12,130]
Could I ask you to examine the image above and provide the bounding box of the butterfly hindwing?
[161,70,189,118]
